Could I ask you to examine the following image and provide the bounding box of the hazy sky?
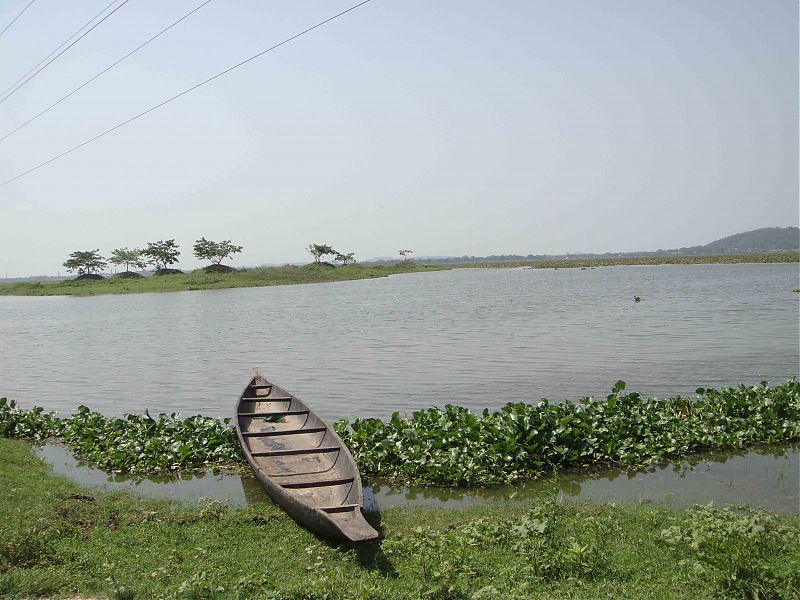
[0,0,797,276]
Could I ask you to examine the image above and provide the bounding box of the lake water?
[1,263,797,422]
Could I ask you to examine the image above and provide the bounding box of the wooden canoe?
[234,374,379,542]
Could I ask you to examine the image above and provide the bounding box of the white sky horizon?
[1,0,797,277]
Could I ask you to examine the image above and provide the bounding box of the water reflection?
[37,443,799,514]
[367,445,799,514]
[35,443,267,508]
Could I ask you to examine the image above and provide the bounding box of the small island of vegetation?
[1,238,444,296]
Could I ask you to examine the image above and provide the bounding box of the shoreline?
[1,252,797,297]
[33,439,800,516]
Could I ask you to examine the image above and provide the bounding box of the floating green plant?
[335,380,800,486]
[0,400,242,473]
[1,379,798,482]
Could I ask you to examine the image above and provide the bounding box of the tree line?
[305,245,412,264]
[63,238,242,276]
[61,240,378,277]
[306,244,356,266]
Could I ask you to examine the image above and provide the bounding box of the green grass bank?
[0,262,439,297]
[1,437,798,600]
[1,253,796,297]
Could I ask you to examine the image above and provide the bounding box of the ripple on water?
[1,263,797,421]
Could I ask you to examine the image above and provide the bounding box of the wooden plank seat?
[251,446,340,457]
[320,504,360,513]
[237,410,310,418]
[280,477,354,489]
[241,426,326,438]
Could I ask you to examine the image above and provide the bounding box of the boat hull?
[235,375,378,542]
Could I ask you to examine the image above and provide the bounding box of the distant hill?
[691,227,799,254]
[362,226,800,265]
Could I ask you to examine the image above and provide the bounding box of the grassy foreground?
[1,437,798,600]
[1,253,796,297]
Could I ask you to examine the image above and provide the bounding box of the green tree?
[193,238,243,266]
[399,249,413,260]
[109,247,146,273]
[333,252,356,266]
[143,239,180,271]
[307,243,335,263]
[63,249,107,276]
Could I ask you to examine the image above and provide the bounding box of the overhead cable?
[0,0,119,99]
[0,0,374,189]
[0,0,36,40]
[0,0,131,105]
[0,0,213,144]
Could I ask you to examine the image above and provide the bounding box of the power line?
[0,0,130,104]
[0,0,374,189]
[0,0,213,144]
[0,0,119,99]
[0,0,131,104]
[0,0,36,40]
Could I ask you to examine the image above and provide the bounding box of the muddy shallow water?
[36,443,799,514]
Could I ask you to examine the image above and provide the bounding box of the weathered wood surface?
[235,374,379,542]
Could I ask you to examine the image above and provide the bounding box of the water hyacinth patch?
[1,379,798,481]
[334,380,800,486]
[60,407,244,473]
[0,401,63,439]
[0,398,242,473]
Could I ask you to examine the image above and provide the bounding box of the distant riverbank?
[449,252,799,270]
[0,253,796,297]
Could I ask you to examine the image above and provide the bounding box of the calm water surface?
[36,443,799,514]
[1,263,797,421]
